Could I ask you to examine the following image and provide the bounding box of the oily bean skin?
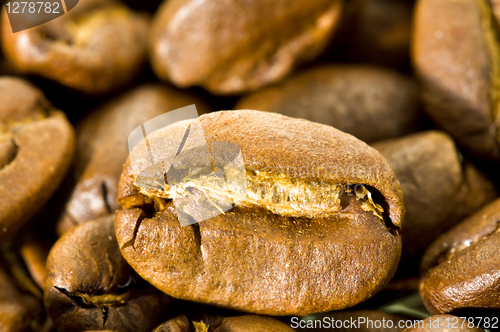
[45,215,174,332]
[56,84,212,235]
[149,0,343,95]
[0,77,75,243]
[153,315,294,332]
[236,65,419,143]
[372,131,497,268]
[401,315,484,332]
[116,110,403,315]
[1,0,149,94]
[412,0,500,159]
[420,198,500,315]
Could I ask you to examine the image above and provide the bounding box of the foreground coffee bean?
[412,0,500,159]
[372,131,497,268]
[0,77,75,243]
[116,110,403,315]
[401,315,484,332]
[419,198,500,315]
[1,0,149,94]
[45,214,173,332]
[236,65,419,143]
[150,0,343,94]
[153,314,294,332]
[57,84,211,235]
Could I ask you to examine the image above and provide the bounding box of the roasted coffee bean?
[45,214,173,332]
[412,0,500,159]
[153,315,293,332]
[149,0,343,94]
[57,84,211,235]
[116,110,403,315]
[1,0,149,94]
[0,77,75,243]
[236,65,419,143]
[332,0,413,70]
[372,131,497,269]
[419,198,500,315]
[0,254,48,332]
[295,310,407,332]
[401,315,484,332]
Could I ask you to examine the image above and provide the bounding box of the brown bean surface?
[1,0,150,94]
[0,77,74,242]
[150,0,343,94]
[116,110,403,315]
[420,198,500,314]
[45,214,174,332]
[237,65,419,143]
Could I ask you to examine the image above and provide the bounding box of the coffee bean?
[236,65,419,143]
[1,0,150,94]
[0,252,48,332]
[57,84,211,235]
[116,110,403,315]
[413,0,500,159]
[149,0,343,94]
[419,198,500,315]
[45,214,174,332]
[18,231,51,290]
[0,77,75,243]
[372,131,497,271]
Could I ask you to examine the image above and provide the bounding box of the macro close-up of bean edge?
[0,0,500,331]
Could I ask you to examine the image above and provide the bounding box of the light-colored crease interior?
[135,168,384,220]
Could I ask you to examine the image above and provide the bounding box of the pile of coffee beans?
[1,0,499,331]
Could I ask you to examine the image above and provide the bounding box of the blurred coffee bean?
[45,214,173,332]
[401,315,484,331]
[1,0,150,94]
[116,110,403,315]
[150,0,344,95]
[153,314,293,332]
[16,232,51,291]
[331,0,413,70]
[0,77,75,243]
[295,310,407,332]
[420,198,500,315]
[236,65,419,143]
[57,84,211,235]
[372,131,497,272]
[413,0,500,159]
[0,255,47,332]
